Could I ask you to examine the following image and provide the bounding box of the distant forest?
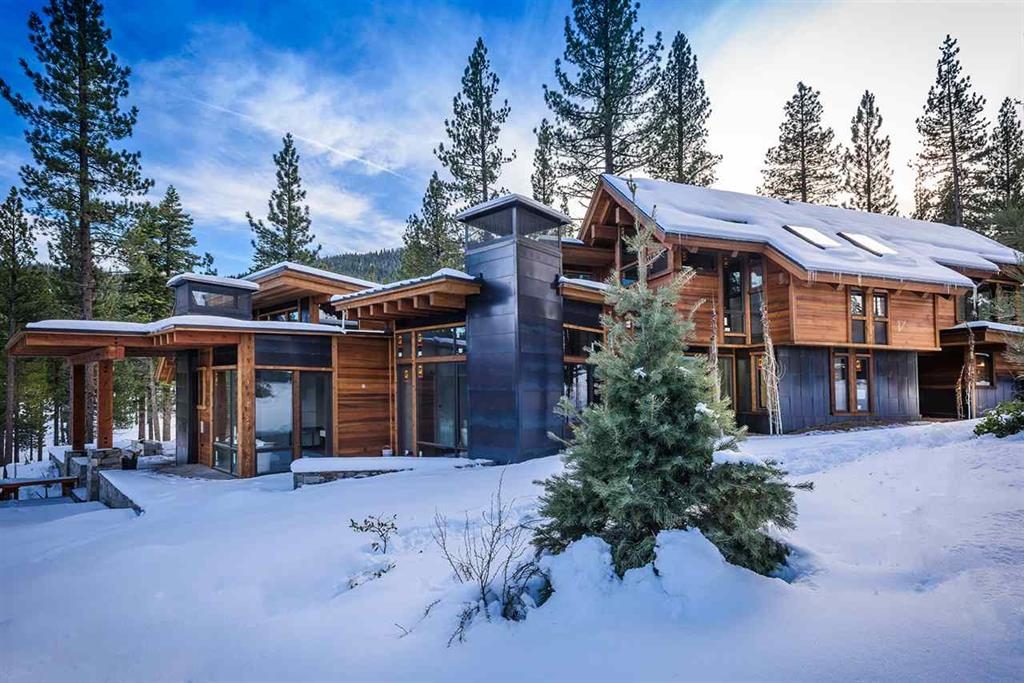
[319,248,403,283]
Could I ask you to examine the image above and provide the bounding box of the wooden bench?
[0,476,78,501]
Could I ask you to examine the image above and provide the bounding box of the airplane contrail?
[183,95,413,182]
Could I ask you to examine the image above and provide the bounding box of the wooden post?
[237,334,256,477]
[97,359,114,449]
[70,363,86,451]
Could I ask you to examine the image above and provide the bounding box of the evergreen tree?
[645,32,720,186]
[531,118,558,205]
[915,35,990,228]
[0,188,39,470]
[535,183,808,576]
[759,82,841,204]
[987,98,1024,211]
[0,0,151,321]
[544,0,662,198]
[1,0,151,442]
[843,91,898,215]
[123,186,212,321]
[247,133,321,268]
[435,38,514,206]
[398,173,463,279]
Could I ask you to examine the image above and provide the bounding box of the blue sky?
[0,1,1019,276]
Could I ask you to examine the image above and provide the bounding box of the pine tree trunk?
[149,361,159,440]
[137,396,146,440]
[161,386,172,442]
[5,351,16,470]
[945,75,963,226]
[76,11,97,443]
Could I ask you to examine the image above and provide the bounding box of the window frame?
[974,351,995,388]
[830,348,873,415]
[847,286,890,346]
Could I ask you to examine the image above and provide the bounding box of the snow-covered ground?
[2,420,1022,682]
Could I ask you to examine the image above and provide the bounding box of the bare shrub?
[431,474,547,643]
[350,514,398,554]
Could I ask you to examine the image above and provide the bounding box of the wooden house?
[7,179,1022,477]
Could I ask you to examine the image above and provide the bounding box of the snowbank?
[3,421,1023,681]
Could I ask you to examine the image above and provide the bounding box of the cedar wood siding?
[333,335,392,455]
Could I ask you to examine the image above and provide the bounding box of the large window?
[213,369,237,474]
[564,326,602,359]
[255,370,294,475]
[833,349,871,414]
[192,289,238,308]
[415,362,468,456]
[749,255,764,344]
[975,352,994,387]
[723,257,745,337]
[396,323,469,457]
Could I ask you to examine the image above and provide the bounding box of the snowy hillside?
[2,420,1022,682]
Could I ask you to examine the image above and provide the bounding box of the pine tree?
[535,183,808,576]
[1,0,150,320]
[915,35,990,228]
[544,0,662,198]
[1,0,151,442]
[247,133,321,269]
[843,91,898,215]
[123,186,212,322]
[531,118,558,205]
[0,188,39,470]
[398,173,463,279]
[435,38,514,207]
[759,82,841,204]
[645,32,720,186]
[987,98,1024,211]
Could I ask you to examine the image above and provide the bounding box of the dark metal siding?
[737,347,921,434]
[466,236,564,464]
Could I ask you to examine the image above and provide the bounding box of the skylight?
[784,224,842,249]
[840,232,898,256]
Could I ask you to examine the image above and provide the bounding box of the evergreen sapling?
[535,181,809,576]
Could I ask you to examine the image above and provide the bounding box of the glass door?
[299,371,331,456]
[212,369,237,475]
[255,370,293,475]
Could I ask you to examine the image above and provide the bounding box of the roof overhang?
[246,262,375,309]
[558,277,608,305]
[939,322,1024,347]
[331,271,481,322]
[7,317,370,359]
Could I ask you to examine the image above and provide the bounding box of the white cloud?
[684,0,1022,212]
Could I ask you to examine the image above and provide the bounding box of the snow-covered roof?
[331,268,478,304]
[455,193,572,225]
[25,315,357,336]
[601,174,1021,289]
[949,320,1024,335]
[244,261,378,289]
[559,276,610,292]
[166,273,260,291]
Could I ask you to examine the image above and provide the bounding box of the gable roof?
[600,174,1019,289]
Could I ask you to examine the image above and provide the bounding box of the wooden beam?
[70,363,86,451]
[68,346,125,365]
[97,359,114,450]
[237,334,256,478]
